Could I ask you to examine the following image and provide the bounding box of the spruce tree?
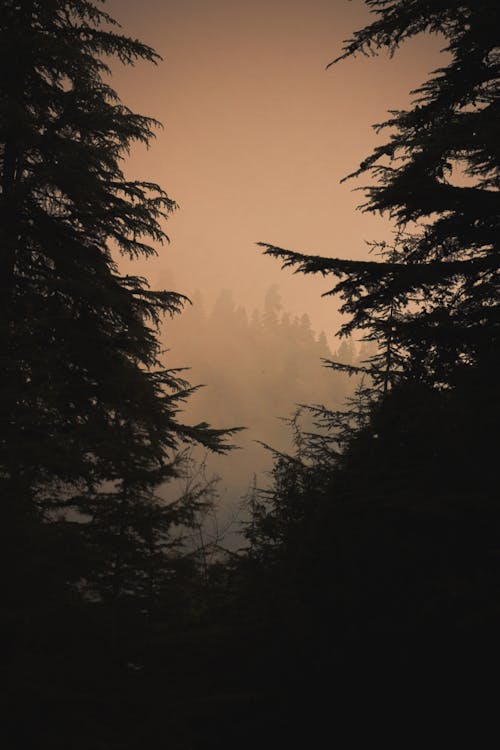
[257,0,500,529]
[261,0,499,390]
[251,0,500,673]
[0,0,236,599]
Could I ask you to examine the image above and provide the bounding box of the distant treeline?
[159,284,369,512]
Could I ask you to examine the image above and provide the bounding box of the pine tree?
[260,0,499,389]
[257,0,500,525]
[0,7,245,744]
[250,0,500,672]
[0,0,237,608]
[0,0,234,495]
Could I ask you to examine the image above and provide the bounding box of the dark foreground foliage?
[244,0,500,721]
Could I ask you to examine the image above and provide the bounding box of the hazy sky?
[106,0,445,340]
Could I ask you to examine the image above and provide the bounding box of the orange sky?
[106,0,446,342]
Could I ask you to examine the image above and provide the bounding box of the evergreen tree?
[0,0,234,529]
[0,3,245,686]
[0,5,242,746]
[256,1,500,533]
[260,0,499,389]
[249,0,500,676]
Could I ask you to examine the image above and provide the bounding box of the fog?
[104,0,445,523]
[158,283,373,537]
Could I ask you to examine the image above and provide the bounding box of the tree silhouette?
[249,0,500,682]
[0,1,236,556]
[0,6,240,744]
[261,0,499,391]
